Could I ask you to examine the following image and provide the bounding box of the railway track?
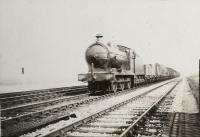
[2,79,176,137]
[1,93,90,118]
[0,85,88,109]
[20,78,180,137]
[2,92,94,137]
[168,113,200,137]
[131,84,179,136]
[1,83,150,137]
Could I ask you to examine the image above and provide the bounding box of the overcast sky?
[0,0,200,87]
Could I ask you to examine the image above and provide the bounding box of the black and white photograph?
[0,0,200,137]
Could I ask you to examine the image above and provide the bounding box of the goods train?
[78,35,179,94]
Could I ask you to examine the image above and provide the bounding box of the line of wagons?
[78,35,180,94]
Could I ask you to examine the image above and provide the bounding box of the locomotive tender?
[78,35,179,94]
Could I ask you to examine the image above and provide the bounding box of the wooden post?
[199,59,200,114]
[22,67,24,75]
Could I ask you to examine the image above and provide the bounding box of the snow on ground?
[170,77,199,113]
[20,79,177,137]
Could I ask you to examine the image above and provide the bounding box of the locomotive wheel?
[110,82,117,93]
[119,83,124,91]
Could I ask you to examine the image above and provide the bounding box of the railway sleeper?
[66,132,117,137]
[91,121,132,126]
[75,126,123,134]
[82,123,129,128]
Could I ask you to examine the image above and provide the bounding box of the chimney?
[96,34,103,42]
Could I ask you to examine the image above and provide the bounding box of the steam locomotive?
[78,35,179,94]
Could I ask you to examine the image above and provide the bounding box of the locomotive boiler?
[78,35,144,93]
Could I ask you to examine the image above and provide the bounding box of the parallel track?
[0,85,88,109]
[1,83,142,137]
[2,93,92,137]
[2,80,175,137]
[30,79,180,137]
